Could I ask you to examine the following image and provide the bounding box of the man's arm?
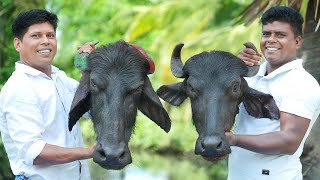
[33,143,96,165]
[226,112,310,155]
[33,42,98,166]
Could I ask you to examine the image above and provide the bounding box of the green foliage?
[0,136,14,179]
[1,0,12,6]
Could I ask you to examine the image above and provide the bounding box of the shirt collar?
[256,59,303,79]
[15,61,59,78]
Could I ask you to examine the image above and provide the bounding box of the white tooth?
[267,48,278,51]
[38,50,50,54]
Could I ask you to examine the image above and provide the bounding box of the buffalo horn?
[171,43,186,78]
[243,42,260,77]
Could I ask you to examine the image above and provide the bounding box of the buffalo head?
[157,43,279,161]
[69,40,171,169]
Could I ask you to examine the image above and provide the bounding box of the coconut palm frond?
[315,0,319,20]
[237,0,263,24]
[288,0,303,9]
[244,1,269,26]
[315,17,320,31]
[239,0,307,26]
[241,0,263,18]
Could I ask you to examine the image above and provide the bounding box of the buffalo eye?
[185,78,199,98]
[128,85,143,96]
[231,81,240,93]
[135,86,143,94]
[232,84,238,92]
[90,78,103,92]
[186,84,197,97]
[91,81,97,88]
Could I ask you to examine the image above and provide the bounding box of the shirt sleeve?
[279,76,320,120]
[3,87,46,165]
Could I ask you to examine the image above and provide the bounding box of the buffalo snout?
[195,135,231,161]
[93,143,132,170]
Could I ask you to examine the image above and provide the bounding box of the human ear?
[295,36,302,48]
[13,37,21,52]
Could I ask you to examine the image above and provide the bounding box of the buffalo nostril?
[103,147,126,160]
[202,136,223,150]
[98,149,106,157]
[93,145,107,162]
[217,141,222,149]
[119,151,125,159]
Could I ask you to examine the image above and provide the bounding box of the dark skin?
[225,21,309,155]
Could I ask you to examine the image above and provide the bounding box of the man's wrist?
[233,134,238,146]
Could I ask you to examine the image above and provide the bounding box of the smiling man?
[0,9,96,180]
[13,21,57,77]
[226,6,320,180]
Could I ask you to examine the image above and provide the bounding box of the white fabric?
[228,59,320,180]
[0,62,90,180]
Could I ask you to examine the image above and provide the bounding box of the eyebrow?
[30,31,56,34]
[30,30,56,33]
[262,30,287,34]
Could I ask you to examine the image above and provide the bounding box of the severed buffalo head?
[69,40,171,169]
[157,43,279,161]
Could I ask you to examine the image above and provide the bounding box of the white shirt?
[0,62,90,180]
[228,59,320,180]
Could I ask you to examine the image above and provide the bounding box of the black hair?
[261,6,303,37]
[12,9,58,40]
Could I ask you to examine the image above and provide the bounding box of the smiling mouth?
[266,47,280,51]
[37,49,52,55]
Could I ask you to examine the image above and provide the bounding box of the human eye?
[30,34,39,38]
[262,32,270,37]
[47,33,56,38]
[277,33,286,38]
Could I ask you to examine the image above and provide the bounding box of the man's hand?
[87,142,97,158]
[225,131,237,146]
[238,47,263,66]
[77,42,97,54]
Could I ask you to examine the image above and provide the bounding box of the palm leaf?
[238,0,320,32]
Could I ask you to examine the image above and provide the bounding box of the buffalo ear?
[245,65,260,77]
[138,77,171,133]
[241,78,280,119]
[156,81,188,106]
[69,72,91,131]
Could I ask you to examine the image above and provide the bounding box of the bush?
[0,136,14,179]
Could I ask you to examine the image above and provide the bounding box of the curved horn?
[243,42,260,77]
[171,43,186,78]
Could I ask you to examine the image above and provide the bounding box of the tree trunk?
[300,0,320,179]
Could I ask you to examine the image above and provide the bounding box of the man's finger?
[243,48,257,55]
